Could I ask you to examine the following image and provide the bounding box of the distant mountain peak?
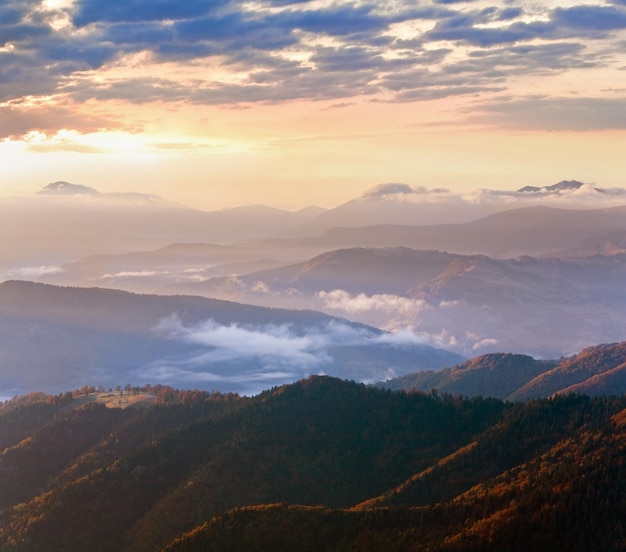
[37,181,101,196]
[517,180,602,194]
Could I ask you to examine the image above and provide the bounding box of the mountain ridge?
[0,280,463,396]
[379,341,626,400]
[158,245,626,358]
[1,377,625,551]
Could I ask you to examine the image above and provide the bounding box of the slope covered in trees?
[1,377,625,550]
[380,342,626,400]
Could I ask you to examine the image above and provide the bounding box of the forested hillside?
[380,342,626,400]
[1,377,625,551]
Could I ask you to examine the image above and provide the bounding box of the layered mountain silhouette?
[158,247,626,358]
[0,281,462,397]
[288,179,625,237]
[4,180,626,275]
[45,202,626,293]
[0,183,326,269]
[289,204,626,257]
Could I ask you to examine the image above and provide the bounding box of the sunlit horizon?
[1,0,625,210]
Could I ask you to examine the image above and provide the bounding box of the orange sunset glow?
[1,0,625,208]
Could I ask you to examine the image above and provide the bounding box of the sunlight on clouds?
[2,95,58,109]
[385,20,435,42]
[7,265,64,279]
[41,0,75,9]
[22,129,141,154]
[17,124,246,157]
[317,289,428,315]
[0,0,625,207]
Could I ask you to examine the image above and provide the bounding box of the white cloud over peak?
[316,289,428,315]
[358,181,626,210]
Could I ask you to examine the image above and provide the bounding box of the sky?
[1,0,626,210]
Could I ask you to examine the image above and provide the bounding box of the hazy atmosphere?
[2,0,626,396]
[2,2,626,550]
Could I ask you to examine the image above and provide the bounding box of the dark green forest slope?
[1,377,626,551]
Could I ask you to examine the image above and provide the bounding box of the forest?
[1,376,625,551]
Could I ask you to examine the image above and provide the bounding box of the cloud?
[373,327,431,347]
[136,365,299,386]
[72,0,230,26]
[472,337,499,350]
[0,0,625,136]
[153,314,331,367]
[553,5,626,35]
[0,99,125,140]
[6,265,64,279]
[362,183,416,198]
[98,270,161,279]
[425,4,626,46]
[141,314,438,393]
[354,180,626,210]
[316,289,428,315]
[361,183,452,200]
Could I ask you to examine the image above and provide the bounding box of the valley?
[1,180,626,550]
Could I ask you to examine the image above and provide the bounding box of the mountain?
[540,229,626,258]
[39,242,289,294]
[379,341,626,400]
[1,377,625,551]
[0,281,462,398]
[4,180,626,280]
[517,179,591,193]
[290,204,626,258]
[37,180,102,196]
[288,180,626,238]
[0,183,326,271]
[508,341,626,400]
[36,238,334,294]
[160,247,626,358]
